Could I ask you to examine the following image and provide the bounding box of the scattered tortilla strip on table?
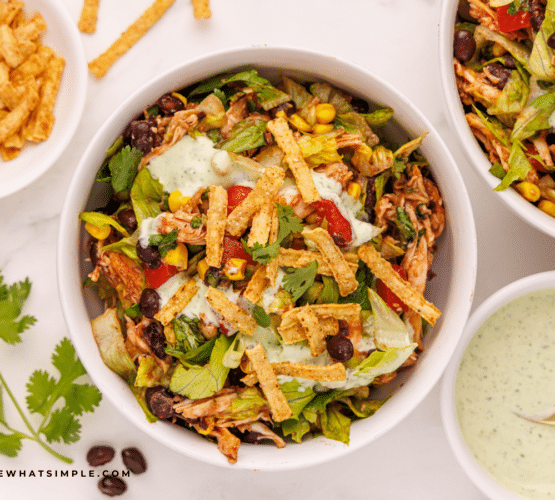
[357,242,441,325]
[245,343,292,422]
[302,228,358,297]
[88,0,176,78]
[266,117,320,204]
[277,247,358,276]
[191,0,211,19]
[226,166,284,237]
[205,286,257,335]
[154,278,199,325]
[272,362,346,382]
[205,185,228,267]
[78,0,100,34]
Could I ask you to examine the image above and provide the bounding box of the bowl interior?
[0,0,88,199]
[440,270,555,499]
[438,0,555,238]
[58,46,477,470]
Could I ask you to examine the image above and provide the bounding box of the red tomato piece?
[376,264,409,313]
[313,199,353,246]
[144,261,178,288]
[496,5,531,33]
[221,235,255,265]
[227,185,253,215]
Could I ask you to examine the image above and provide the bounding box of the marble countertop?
[1,0,554,498]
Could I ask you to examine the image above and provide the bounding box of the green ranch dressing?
[455,289,555,499]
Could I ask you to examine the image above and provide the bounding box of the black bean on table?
[453,29,476,63]
[98,477,127,497]
[86,445,115,467]
[139,288,161,318]
[121,447,147,474]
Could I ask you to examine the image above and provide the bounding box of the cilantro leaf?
[26,370,57,416]
[149,228,178,258]
[0,433,23,458]
[107,146,143,194]
[41,408,81,444]
[0,274,37,345]
[282,261,319,302]
[253,305,272,328]
[63,384,103,416]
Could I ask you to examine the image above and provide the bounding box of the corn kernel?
[84,222,111,240]
[347,181,362,201]
[275,110,287,119]
[288,113,312,132]
[163,242,188,270]
[223,258,247,280]
[515,181,541,202]
[196,417,215,435]
[171,92,188,107]
[315,103,336,124]
[312,123,334,134]
[197,258,209,280]
[539,199,555,217]
[492,42,506,57]
[168,190,191,213]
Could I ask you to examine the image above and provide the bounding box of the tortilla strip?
[154,278,199,325]
[205,287,257,335]
[191,0,211,19]
[277,248,358,276]
[226,166,284,237]
[272,362,346,382]
[302,228,358,297]
[10,46,53,84]
[279,303,361,333]
[357,242,441,325]
[14,12,47,42]
[245,343,292,422]
[247,200,273,247]
[0,85,38,143]
[279,316,339,344]
[0,24,24,68]
[78,0,100,34]
[88,0,176,78]
[205,185,228,267]
[266,117,320,204]
[243,265,268,304]
[297,305,326,357]
[0,1,23,25]
[265,203,280,287]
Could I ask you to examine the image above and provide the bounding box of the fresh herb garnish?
[507,0,529,15]
[252,305,272,328]
[148,228,178,258]
[282,261,319,302]
[97,146,143,194]
[0,273,102,463]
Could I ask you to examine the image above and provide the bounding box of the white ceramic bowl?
[58,46,477,470]
[0,0,87,199]
[441,271,555,499]
[438,0,555,238]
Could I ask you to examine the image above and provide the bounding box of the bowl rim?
[0,0,88,199]
[438,0,555,239]
[58,45,478,470]
[440,270,555,499]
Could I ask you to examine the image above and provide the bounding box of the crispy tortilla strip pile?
[357,242,441,325]
[0,1,65,161]
[88,0,176,78]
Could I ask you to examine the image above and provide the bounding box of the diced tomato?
[227,185,253,215]
[221,235,255,265]
[144,261,178,288]
[376,264,409,313]
[313,199,353,246]
[496,5,531,33]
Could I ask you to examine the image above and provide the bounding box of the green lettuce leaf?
[297,135,342,168]
[361,108,394,127]
[320,405,350,445]
[528,0,555,80]
[105,146,143,195]
[134,356,163,387]
[280,414,311,443]
[368,288,412,349]
[494,141,532,191]
[475,25,531,67]
[512,91,555,141]
[131,167,164,226]
[487,70,529,125]
[280,380,315,419]
[223,387,268,420]
[219,119,268,152]
[78,212,130,238]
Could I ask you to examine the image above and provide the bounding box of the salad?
[453,0,555,215]
[81,68,444,463]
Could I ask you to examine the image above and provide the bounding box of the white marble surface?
[1,0,554,498]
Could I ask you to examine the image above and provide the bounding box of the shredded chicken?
[314,161,353,187]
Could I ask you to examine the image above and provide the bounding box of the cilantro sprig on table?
[0,273,102,463]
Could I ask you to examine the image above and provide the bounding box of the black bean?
[350,97,369,114]
[136,241,161,269]
[326,335,354,362]
[143,320,167,359]
[117,208,137,232]
[504,53,517,69]
[453,29,476,63]
[269,101,296,119]
[338,319,349,337]
[145,386,175,419]
[129,121,154,154]
[529,0,545,31]
[548,32,555,50]
[121,447,147,474]
[364,176,377,224]
[98,477,127,497]
[139,288,160,318]
[157,93,185,115]
[86,445,115,466]
[241,431,265,444]
[485,62,512,89]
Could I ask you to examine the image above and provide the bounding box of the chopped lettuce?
[512,92,555,141]
[320,405,350,445]
[297,135,342,168]
[223,387,268,420]
[361,108,394,127]
[487,70,529,126]
[134,355,163,387]
[494,141,532,191]
[219,119,268,152]
[280,414,311,443]
[280,380,315,419]
[352,344,417,387]
[528,0,555,81]
[98,146,143,195]
[368,289,413,349]
[282,75,312,111]
[130,167,164,226]
[172,315,205,354]
[475,25,531,67]
[78,212,129,238]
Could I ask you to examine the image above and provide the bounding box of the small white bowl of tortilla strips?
[57,46,477,470]
[0,0,87,199]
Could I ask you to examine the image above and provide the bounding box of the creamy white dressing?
[147,135,258,196]
[455,289,555,499]
[260,270,285,311]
